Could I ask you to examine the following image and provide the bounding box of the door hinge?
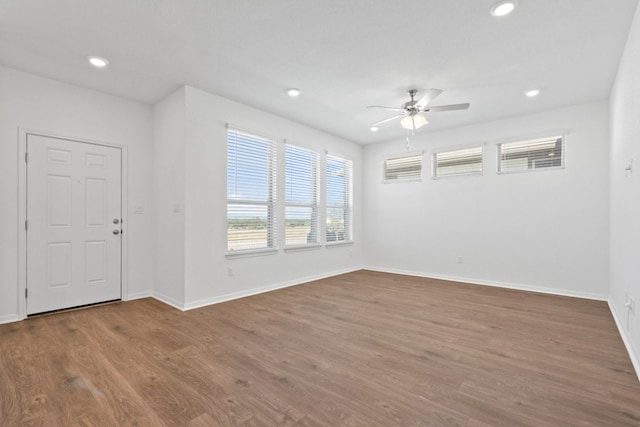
[25,288,28,298]
[25,220,28,231]
[25,152,29,163]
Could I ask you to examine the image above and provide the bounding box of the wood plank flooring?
[1,270,639,426]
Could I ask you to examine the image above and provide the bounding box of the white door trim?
[17,128,129,320]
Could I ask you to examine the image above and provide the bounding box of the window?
[326,155,353,243]
[285,143,319,246]
[383,153,422,182]
[433,146,483,178]
[227,128,276,252]
[498,135,564,173]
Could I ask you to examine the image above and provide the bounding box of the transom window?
[384,153,422,182]
[498,135,565,173]
[433,146,483,178]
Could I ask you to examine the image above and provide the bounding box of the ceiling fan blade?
[366,105,402,111]
[371,115,404,126]
[415,88,444,109]
[425,103,470,112]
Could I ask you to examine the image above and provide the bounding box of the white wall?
[364,101,610,299]
[0,66,155,323]
[150,86,364,310]
[152,88,187,307]
[610,3,640,376]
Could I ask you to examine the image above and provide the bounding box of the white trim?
[362,266,608,301]
[182,266,362,311]
[326,241,355,248]
[18,129,27,320]
[17,128,129,319]
[0,314,21,325]
[126,291,154,301]
[608,299,640,382]
[284,244,322,252]
[226,248,279,259]
[152,292,186,311]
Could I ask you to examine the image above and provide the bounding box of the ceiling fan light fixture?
[370,126,380,132]
[490,0,518,17]
[400,114,428,130]
[87,56,109,68]
[287,88,301,97]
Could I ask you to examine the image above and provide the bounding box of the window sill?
[325,240,354,248]
[284,244,322,253]
[226,248,278,259]
[383,178,422,184]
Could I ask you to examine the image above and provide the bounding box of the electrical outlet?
[457,256,463,264]
[227,267,233,277]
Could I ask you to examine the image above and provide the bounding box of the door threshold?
[27,299,122,318]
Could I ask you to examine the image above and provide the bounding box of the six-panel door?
[26,134,122,315]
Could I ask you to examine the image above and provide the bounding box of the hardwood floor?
[1,270,639,426]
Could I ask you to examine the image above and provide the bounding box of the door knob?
[113,229,120,235]
[113,219,120,224]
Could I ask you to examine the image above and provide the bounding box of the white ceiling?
[1,0,637,145]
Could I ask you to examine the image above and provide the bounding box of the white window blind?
[285,143,319,246]
[326,155,353,243]
[498,135,564,173]
[227,128,276,252]
[384,153,422,182]
[434,146,483,178]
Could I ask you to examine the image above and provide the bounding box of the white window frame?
[432,145,483,179]
[383,152,423,183]
[284,142,320,250]
[325,154,353,245]
[497,134,566,174]
[226,127,277,257]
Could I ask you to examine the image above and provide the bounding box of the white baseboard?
[152,292,186,311]
[0,313,21,325]
[363,266,609,301]
[608,299,640,382]
[182,266,363,311]
[125,291,153,301]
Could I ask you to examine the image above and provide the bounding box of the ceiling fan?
[368,89,470,131]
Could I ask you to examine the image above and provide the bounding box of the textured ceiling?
[0,0,637,144]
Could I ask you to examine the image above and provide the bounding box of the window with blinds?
[227,128,276,252]
[383,153,422,182]
[326,155,353,243]
[285,143,319,246]
[498,135,564,173]
[433,146,483,178]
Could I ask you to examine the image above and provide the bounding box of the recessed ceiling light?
[490,0,518,17]
[287,88,301,97]
[87,56,109,68]
[370,126,380,132]
[525,89,541,97]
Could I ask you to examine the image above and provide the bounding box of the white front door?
[26,134,122,315]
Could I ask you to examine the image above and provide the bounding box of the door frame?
[17,128,129,320]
